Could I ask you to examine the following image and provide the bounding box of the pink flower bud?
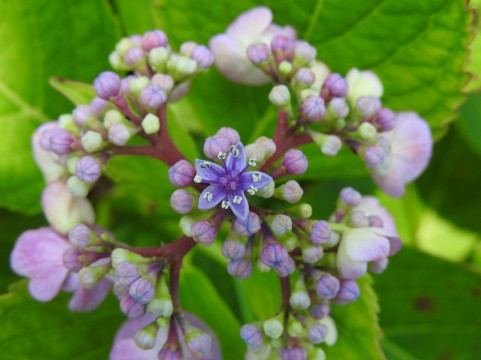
[294,41,317,63]
[120,295,146,318]
[89,97,110,117]
[356,96,381,117]
[281,180,304,203]
[140,85,167,109]
[216,127,240,145]
[142,30,168,52]
[191,45,214,68]
[322,73,348,98]
[94,71,121,99]
[203,135,231,159]
[271,35,295,63]
[246,43,270,64]
[124,47,146,67]
[329,97,349,118]
[49,128,74,155]
[168,160,195,186]
[340,187,362,207]
[295,68,315,86]
[282,149,308,175]
[72,105,96,126]
[108,123,131,146]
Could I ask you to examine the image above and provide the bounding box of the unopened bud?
[140,85,167,109]
[363,144,387,168]
[276,180,303,203]
[294,41,317,64]
[142,30,168,52]
[49,128,74,155]
[233,212,261,236]
[203,135,230,159]
[245,143,266,164]
[227,259,253,279]
[257,181,275,198]
[346,68,383,104]
[119,295,146,318]
[134,322,159,350]
[179,216,195,236]
[307,323,328,344]
[221,240,246,260]
[109,123,132,146]
[240,324,264,349]
[186,329,212,357]
[339,187,362,207]
[246,43,270,64]
[73,105,96,127]
[282,150,308,175]
[129,276,156,304]
[374,108,396,132]
[170,189,193,214]
[320,316,338,345]
[322,73,348,98]
[290,203,312,219]
[302,245,323,264]
[316,273,340,299]
[191,220,218,246]
[261,242,289,268]
[333,279,360,305]
[94,71,121,99]
[148,47,170,72]
[168,160,195,187]
[263,316,284,339]
[67,176,90,197]
[151,74,174,93]
[269,214,292,235]
[78,258,111,288]
[141,113,160,135]
[68,224,99,248]
[268,85,291,107]
[295,68,315,87]
[309,220,331,244]
[216,127,240,145]
[281,346,307,360]
[255,137,276,157]
[356,96,382,118]
[62,247,83,272]
[301,95,325,122]
[289,278,311,310]
[75,156,101,183]
[191,45,214,68]
[328,97,349,119]
[124,47,146,68]
[81,131,104,153]
[370,257,389,273]
[309,131,342,156]
[129,76,150,96]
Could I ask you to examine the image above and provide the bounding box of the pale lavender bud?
[170,189,193,214]
[356,96,382,117]
[363,144,387,168]
[309,303,330,319]
[62,247,83,272]
[270,214,292,235]
[261,242,289,268]
[329,97,349,118]
[282,346,307,360]
[115,261,140,282]
[340,187,362,207]
[140,85,167,109]
[180,41,197,56]
[39,128,55,150]
[75,156,101,183]
[232,212,261,236]
[307,323,328,344]
[191,220,218,246]
[227,259,253,279]
[349,210,369,227]
[129,35,143,45]
[269,85,291,107]
[301,95,326,122]
[216,127,240,145]
[374,108,396,132]
[89,97,110,117]
[240,324,264,349]
[186,331,212,357]
[302,245,323,264]
[119,295,146,318]
[370,257,388,273]
[271,35,295,63]
[289,291,311,310]
[333,279,360,305]
[322,73,348,98]
[282,149,308,175]
[275,257,295,277]
[221,240,246,260]
[142,30,168,52]
[191,45,214,68]
[158,348,182,360]
[295,41,317,63]
[321,135,342,156]
[255,136,276,157]
[68,224,93,248]
[120,76,134,94]
[124,47,146,67]
[295,68,315,86]
[309,221,331,244]
[281,180,304,203]
[73,104,96,126]
[108,123,131,146]
[316,273,340,299]
[94,71,121,99]
[49,128,74,155]
[168,160,195,186]
[246,43,270,64]
[203,135,230,159]
[151,74,174,92]
[129,277,155,304]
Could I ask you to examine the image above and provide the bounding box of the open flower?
[209,6,296,85]
[194,142,272,220]
[10,227,111,311]
[370,112,432,197]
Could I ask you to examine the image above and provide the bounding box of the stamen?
[229,145,239,157]
[233,196,243,204]
[194,175,202,183]
[200,161,211,169]
[218,151,227,160]
[203,192,213,201]
[252,173,262,183]
[221,200,230,209]
[248,158,257,166]
[247,185,258,195]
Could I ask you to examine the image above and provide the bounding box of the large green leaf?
[374,247,481,359]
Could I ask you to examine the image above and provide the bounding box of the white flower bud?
[142,114,160,135]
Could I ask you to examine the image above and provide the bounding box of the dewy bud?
[309,220,331,244]
[276,180,304,203]
[268,85,291,107]
[322,73,348,98]
[255,136,276,157]
[191,219,218,246]
[203,135,230,159]
[233,212,261,236]
[170,189,194,214]
[49,128,74,155]
[151,74,174,93]
[75,156,101,183]
[269,214,292,236]
[301,95,325,122]
[67,176,90,197]
[134,322,159,350]
[129,276,156,304]
[221,239,246,260]
[108,123,132,146]
[263,315,284,339]
[316,273,340,299]
[282,149,308,175]
[94,71,121,99]
[142,113,160,135]
[81,131,104,153]
[191,45,214,68]
[356,96,381,117]
[140,85,167,109]
[339,187,362,207]
[240,324,264,349]
[168,160,195,187]
[246,43,271,64]
[142,30,168,52]
[227,259,253,279]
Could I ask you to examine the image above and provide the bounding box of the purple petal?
[11,227,70,302]
[194,159,225,182]
[228,191,249,220]
[198,185,226,210]
[68,276,112,312]
[225,142,246,175]
[226,6,272,41]
[337,239,368,279]
[344,228,390,262]
[239,171,272,190]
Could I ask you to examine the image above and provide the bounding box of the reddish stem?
[128,236,196,261]
[170,259,182,311]
[280,276,291,309]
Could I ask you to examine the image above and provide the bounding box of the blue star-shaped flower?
[194,142,273,220]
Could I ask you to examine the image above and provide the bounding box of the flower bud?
[119,295,146,318]
[320,316,338,345]
[287,316,304,337]
[227,259,253,279]
[124,47,146,67]
[129,276,156,304]
[281,346,307,360]
[279,61,293,78]
[255,137,276,157]
[151,74,174,93]
[309,221,331,244]
[129,76,150,96]
[240,324,264,349]
[68,223,99,248]
[180,41,197,56]
[78,258,111,288]
[275,257,295,277]
[94,71,121,99]
[75,156,101,183]
[276,180,304,203]
[148,47,170,72]
[168,81,191,102]
[111,248,152,268]
[316,273,340,299]
[142,30,168,52]
[368,215,384,228]
[307,323,328,344]
[322,73,348,98]
[339,187,361,207]
[311,61,331,92]
[170,189,193,214]
[270,214,292,235]
[309,302,330,320]
[203,135,230,159]
[221,240,246,260]
[271,35,295,63]
[302,245,323,264]
[245,143,266,164]
[309,131,342,156]
[216,127,240,145]
[370,257,389,273]
[191,45,214,68]
[168,160,195,187]
[374,108,396,132]
[289,282,311,310]
[49,128,74,155]
[232,212,261,236]
[186,329,212,357]
[81,130,104,153]
[191,220,218,246]
[363,144,387,169]
[89,98,110,118]
[168,55,197,80]
[62,247,83,272]
[301,95,325,122]
[263,316,284,339]
[103,109,123,128]
[115,261,140,290]
[141,113,160,135]
[261,241,289,268]
[328,97,349,119]
[268,85,291,107]
[140,85,167,109]
[295,68,315,86]
[134,322,159,350]
[346,68,383,104]
[333,279,360,305]
[246,43,270,64]
[356,96,381,117]
[290,203,312,219]
[72,105,96,127]
[108,123,132,146]
[67,176,90,197]
[282,149,308,175]
[256,181,275,198]
[179,216,195,236]
[294,41,317,63]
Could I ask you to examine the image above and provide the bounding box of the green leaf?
[0,0,120,213]
[49,78,96,106]
[456,93,481,159]
[0,282,124,359]
[374,247,481,359]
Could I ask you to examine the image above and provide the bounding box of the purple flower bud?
[246,43,270,64]
[140,85,167,109]
[75,156,101,183]
[309,221,331,244]
[191,45,214,68]
[203,135,231,159]
[282,149,308,175]
[240,324,264,349]
[142,30,168,52]
[356,96,382,117]
[108,123,131,146]
[275,257,295,277]
[316,273,340,299]
[221,240,246,260]
[49,128,74,155]
[90,97,110,117]
[68,224,93,248]
[270,214,292,235]
[363,144,387,169]
[115,261,140,281]
[129,277,155,304]
[302,245,323,264]
[374,108,396,132]
[94,71,121,99]
[186,331,212,357]
[340,187,362,207]
[216,127,240,146]
[301,95,326,122]
[72,105,95,126]
[191,220,218,246]
[329,97,349,118]
[232,212,261,236]
[261,241,289,268]
[309,302,330,319]
[152,74,174,92]
[322,73,348,98]
[39,128,55,150]
[295,68,315,86]
[307,323,328,344]
[271,35,295,63]
[281,180,304,203]
[333,279,360,305]
[281,346,307,360]
[119,295,146,318]
[295,41,317,62]
[170,189,193,214]
[158,348,183,360]
[62,247,83,272]
[321,135,342,156]
[370,257,388,273]
[227,259,253,279]
[168,160,195,186]
[124,47,146,67]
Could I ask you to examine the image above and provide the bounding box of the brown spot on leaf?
[471,288,481,298]
[439,351,451,360]
[413,295,435,312]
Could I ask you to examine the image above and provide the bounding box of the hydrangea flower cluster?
[11,6,433,360]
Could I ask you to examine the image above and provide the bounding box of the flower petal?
[228,191,249,220]
[69,276,112,312]
[239,171,273,191]
[32,122,66,183]
[225,142,246,174]
[344,228,390,262]
[198,185,226,210]
[194,159,225,182]
[226,6,273,44]
[337,238,368,279]
[354,196,397,233]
